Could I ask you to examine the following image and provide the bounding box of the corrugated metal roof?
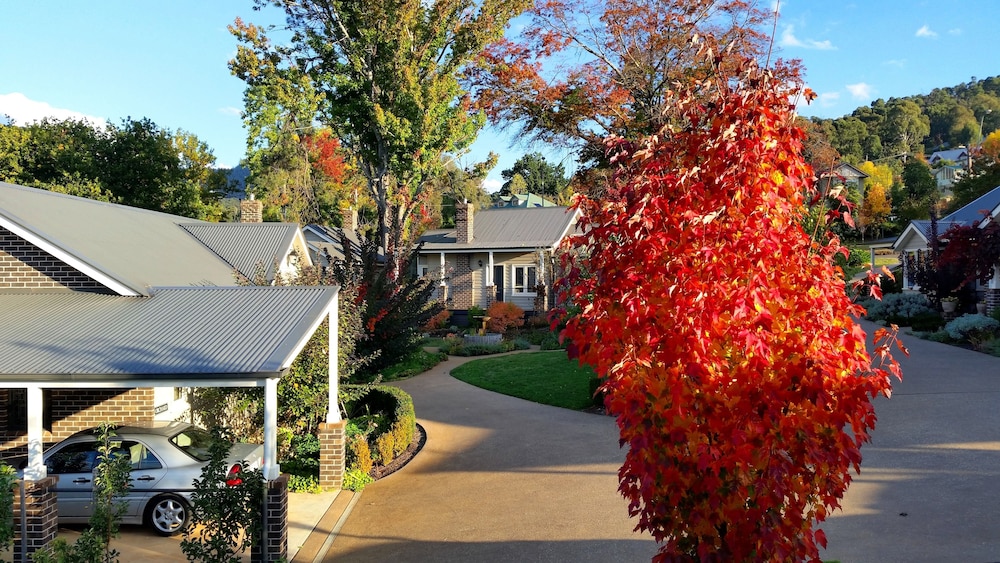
[941,184,1000,225]
[0,183,239,294]
[0,286,337,381]
[418,206,578,251]
[181,223,300,281]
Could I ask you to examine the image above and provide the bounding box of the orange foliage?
[557,57,904,560]
[486,302,525,335]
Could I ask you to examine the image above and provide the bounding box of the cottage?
[417,202,578,324]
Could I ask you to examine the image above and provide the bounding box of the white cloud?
[219,106,243,117]
[817,92,841,107]
[779,25,835,50]
[948,28,962,35]
[915,25,937,38]
[0,92,106,127]
[482,178,503,194]
[883,58,907,68]
[846,82,873,100]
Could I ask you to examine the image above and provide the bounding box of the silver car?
[31,421,263,536]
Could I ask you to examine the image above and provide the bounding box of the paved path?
[821,323,1000,562]
[323,351,658,562]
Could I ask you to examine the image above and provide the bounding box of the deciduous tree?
[499,152,569,201]
[234,0,529,258]
[471,0,789,171]
[557,56,902,560]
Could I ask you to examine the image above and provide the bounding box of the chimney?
[240,193,263,223]
[456,201,474,244]
[341,206,358,231]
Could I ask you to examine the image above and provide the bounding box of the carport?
[0,285,344,562]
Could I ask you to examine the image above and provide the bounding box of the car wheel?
[145,494,190,536]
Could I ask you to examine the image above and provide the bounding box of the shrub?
[421,309,451,332]
[540,333,564,350]
[349,436,374,475]
[287,474,322,493]
[343,468,374,492]
[862,292,937,325]
[0,463,14,553]
[944,314,1000,345]
[375,432,395,465]
[486,302,525,334]
[391,415,415,456]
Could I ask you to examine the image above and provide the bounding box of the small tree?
[33,423,132,563]
[180,428,265,563]
[558,56,903,560]
[0,463,16,554]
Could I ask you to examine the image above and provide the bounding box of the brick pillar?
[13,476,58,563]
[251,474,288,563]
[318,421,346,490]
[241,196,263,223]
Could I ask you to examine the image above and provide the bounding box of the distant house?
[928,147,971,168]
[493,192,558,208]
[303,207,365,267]
[893,185,1000,293]
[932,164,965,196]
[416,203,579,322]
[819,162,869,196]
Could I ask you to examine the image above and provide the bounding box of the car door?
[45,440,98,520]
[111,440,167,519]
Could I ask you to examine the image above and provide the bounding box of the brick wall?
[0,388,155,460]
[450,255,474,310]
[0,227,107,291]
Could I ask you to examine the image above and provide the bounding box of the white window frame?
[512,265,537,295]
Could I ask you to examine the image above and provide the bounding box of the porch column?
[25,386,45,481]
[326,302,340,424]
[487,252,495,286]
[263,378,279,481]
[319,298,346,489]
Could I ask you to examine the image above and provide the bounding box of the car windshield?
[169,427,213,461]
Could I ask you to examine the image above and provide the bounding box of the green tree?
[893,159,939,227]
[881,99,930,157]
[499,152,569,200]
[425,156,495,228]
[233,0,530,256]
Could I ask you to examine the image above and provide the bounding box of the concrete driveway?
[821,323,1000,562]
[323,351,658,562]
[327,326,1000,562]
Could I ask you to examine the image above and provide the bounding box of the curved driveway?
[323,351,658,562]
[326,323,1000,562]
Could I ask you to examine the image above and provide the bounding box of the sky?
[2,1,999,192]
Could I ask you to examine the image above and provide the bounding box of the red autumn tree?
[557,56,903,560]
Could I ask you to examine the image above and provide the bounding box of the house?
[818,162,869,196]
[932,164,965,196]
[0,182,344,560]
[302,207,364,267]
[493,192,558,208]
[928,147,971,168]
[416,202,579,324]
[893,185,1000,295]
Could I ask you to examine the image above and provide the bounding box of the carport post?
[15,385,58,562]
[25,385,45,481]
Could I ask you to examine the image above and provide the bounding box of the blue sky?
[2,1,998,191]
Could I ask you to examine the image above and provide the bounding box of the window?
[512,265,537,294]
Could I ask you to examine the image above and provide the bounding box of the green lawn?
[450,350,598,410]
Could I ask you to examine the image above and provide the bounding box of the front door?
[493,265,504,302]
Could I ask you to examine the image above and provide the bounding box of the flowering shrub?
[944,314,1000,343]
[421,309,451,332]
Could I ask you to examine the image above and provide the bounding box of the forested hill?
[803,75,1000,164]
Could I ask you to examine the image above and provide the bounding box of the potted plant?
[941,296,959,313]
[977,300,988,315]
